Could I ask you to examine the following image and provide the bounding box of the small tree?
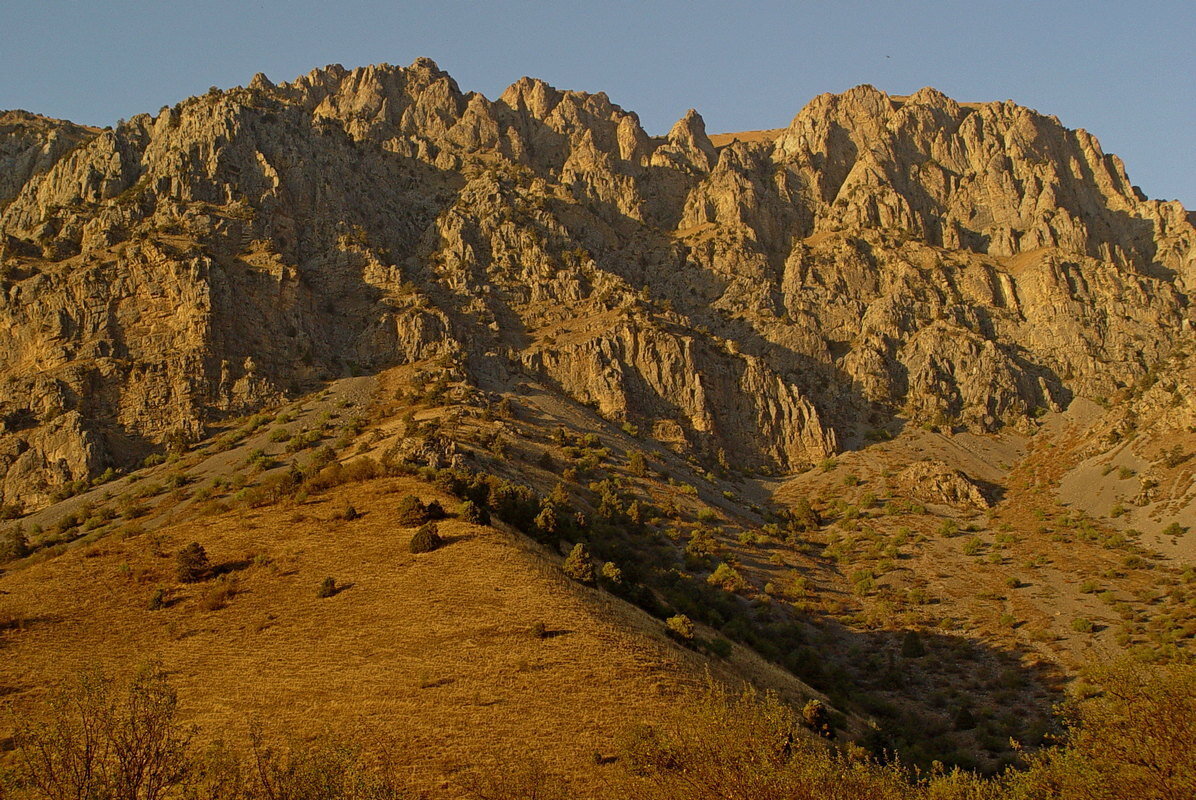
[14,665,193,800]
[563,542,594,584]
[396,494,428,525]
[458,500,489,525]
[317,577,337,598]
[175,542,210,583]
[147,587,167,611]
[0,525,31,562]
[707,562,747,593]
[600,561,624,585]
[801,699,834,738]
[409,522,444,554]
[900,630,926,658]
[787,498,820,536]
[535,504,559,537]
[666,614,695,641]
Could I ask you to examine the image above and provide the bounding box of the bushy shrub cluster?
[0,525,31,562]
[175,542,211,582]
[409,522,444,554]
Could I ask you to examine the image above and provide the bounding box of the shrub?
[600,561,624,585]
[174,542,210,583]
[317,577,337,598]
[1163,521,1187,538]
[409,522,444,554]
[1072,617,1095,633]
[458,500,489,525]
[1162,445,1189,468]
[12,665,192,800]
[396,494,429,525]
[425,500,446,520]
[1015,661,1196,800]
[0,526,31,562]
[665,614,695,641]
[801,699,833,738]
[900,630,927,658]
[339,504,359,521]
[563,542,595,584]
[147,587,167,611]
[534,504,560,537]
[787,498,820,534]
[707,562,747,593]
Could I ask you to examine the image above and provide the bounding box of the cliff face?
[0,59,1192,509]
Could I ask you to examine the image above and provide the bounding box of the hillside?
[1,58,1195,794]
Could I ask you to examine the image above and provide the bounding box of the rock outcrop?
[0,59,1192,509]
[897,460,991,510]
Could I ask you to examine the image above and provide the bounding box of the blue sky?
[3,1,1192,205]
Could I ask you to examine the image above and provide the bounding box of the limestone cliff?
[0,59,1192,509]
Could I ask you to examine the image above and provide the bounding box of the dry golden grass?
[708,128,785,147]
[0,475,751,795]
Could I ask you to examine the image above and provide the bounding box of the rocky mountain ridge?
[0,58,1192,511]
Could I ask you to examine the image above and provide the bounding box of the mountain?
[1,58,1194,793]
[1,58,1191,508]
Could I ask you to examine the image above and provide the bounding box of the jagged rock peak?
[500,76,564,118]
[663,108,716,169]
[669,108,712,146]
[247,72,274,91]
[0,61,1192,511]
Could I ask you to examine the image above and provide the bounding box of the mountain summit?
[0,58,1191,510]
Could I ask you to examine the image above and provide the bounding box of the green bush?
[600,561,624,585]
[458,500,489,525]
[174,542,210,583]
[563,542,595,584]
[408,523,444,554]
[665,614,695,641]
[147,587,167,611]
[801,698,833,738]
[1163,521,1187,537]
[395,494,429,525]
[0,526,31,562]
[707,562,747,593]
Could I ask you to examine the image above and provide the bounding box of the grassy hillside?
[2,360,1194,793]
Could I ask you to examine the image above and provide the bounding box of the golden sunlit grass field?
[0,473,818,795]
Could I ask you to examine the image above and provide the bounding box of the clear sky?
[3,1,1192,205]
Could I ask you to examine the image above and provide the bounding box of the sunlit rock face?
[0,60,1191,508]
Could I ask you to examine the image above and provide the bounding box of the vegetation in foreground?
[1,661,1191,799]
